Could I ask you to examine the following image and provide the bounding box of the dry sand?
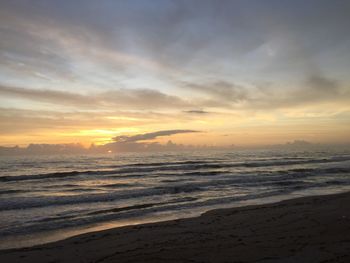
[1,192,350,262]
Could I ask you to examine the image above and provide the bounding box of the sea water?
[1,149,350,249]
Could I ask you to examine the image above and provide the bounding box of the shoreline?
[1,191,350,262]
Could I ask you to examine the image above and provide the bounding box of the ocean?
[0,149,350,249]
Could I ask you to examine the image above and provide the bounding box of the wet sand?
[1,192,350,262]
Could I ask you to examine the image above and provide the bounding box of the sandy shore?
[1,192,350,263]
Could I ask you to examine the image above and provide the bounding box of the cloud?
[183,81,248,102]
[183,110,210,114]
[0,85,191,110]
[113,129,199,143]
[1,72,348,115]
[2,0,350,83]
[0,107,178,135]
[250,73,347,109]
[102,88,191,109]
[178,73,350,110]
[1,0,350,147]
[1,0,350,100]
[306,74,339,95]
[0,85,94,106]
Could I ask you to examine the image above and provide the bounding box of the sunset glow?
[1,1,350,259]
[1,0,350,149]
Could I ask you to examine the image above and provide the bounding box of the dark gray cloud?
[113,130,199,143]
[183,110,210,114]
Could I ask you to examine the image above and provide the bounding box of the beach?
[1,191,349,263]
[1,0,350,262]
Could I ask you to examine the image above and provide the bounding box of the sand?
[1,192,350,263]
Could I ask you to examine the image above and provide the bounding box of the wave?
[0,170,86,182]
[1,164,349,211]
[87,197,196,216]
[0,189,27,195]
[100,183,135,188]
[1,155,349,182]
[0,183,205,211]
[108,160,211,168]
[0,188,315,237]
[0,196,199,236]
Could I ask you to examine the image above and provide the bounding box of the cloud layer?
[0,0,350,146]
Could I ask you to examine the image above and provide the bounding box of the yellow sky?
[1,102,349,147]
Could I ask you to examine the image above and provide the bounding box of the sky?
[1,0,350,147]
